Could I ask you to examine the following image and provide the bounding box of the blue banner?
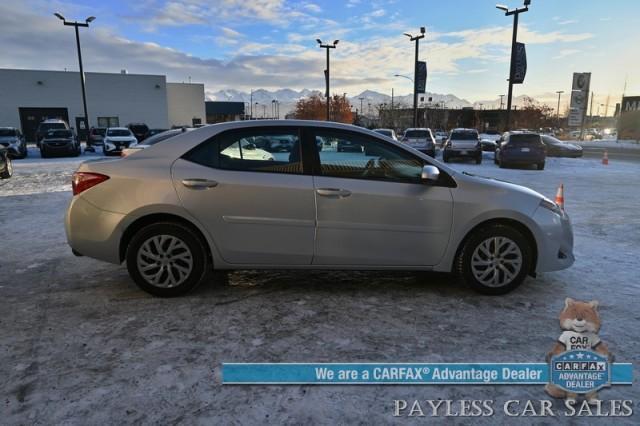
[222,363,633,385]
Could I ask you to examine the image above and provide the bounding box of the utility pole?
[359,97,365,117]
[317,39,339,121]
[555,90,564,127]
[496,1,530,131]
[250,90,253,119]
[54,13,95,151]
[404,27,426,128]
[499,94,505,110]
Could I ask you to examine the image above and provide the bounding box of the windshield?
[0,129,17,137]
[405,130,428,138]
[508,134,542,146]
[40,123,66,131]
[47,130,72,138]
[107,129,132,137]
[541,135,563,146]
[451,131,478,140]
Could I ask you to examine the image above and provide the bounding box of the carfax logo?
[545,298,614,404]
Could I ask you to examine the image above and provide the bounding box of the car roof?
[107,127,131,131]
[451,128,478,132]
[404,128,428,131]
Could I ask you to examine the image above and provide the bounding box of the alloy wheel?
[470,236,522,288]
[136,234,194,288]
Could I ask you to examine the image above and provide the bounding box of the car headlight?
[539,198,562,216]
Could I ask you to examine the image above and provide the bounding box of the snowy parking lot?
[1,146,639,423]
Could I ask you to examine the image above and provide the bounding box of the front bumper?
[532,206,575,272]
[65,196,125,264]
[42,142,75,154]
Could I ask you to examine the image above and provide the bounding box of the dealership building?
[0,68,206,141]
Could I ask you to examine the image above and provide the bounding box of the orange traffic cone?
[602,150,609,165]
[555,184,565,210]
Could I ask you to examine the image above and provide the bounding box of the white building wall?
[0,69,170,130]
[167,82,205,127]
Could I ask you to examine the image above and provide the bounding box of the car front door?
[172,126,316,265]
[309,128,454,266]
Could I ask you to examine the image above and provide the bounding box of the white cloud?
[303,3,322,13]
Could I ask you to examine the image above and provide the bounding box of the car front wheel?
[0,155,12,179]
[455,223,532,295]
[126,222,208,297]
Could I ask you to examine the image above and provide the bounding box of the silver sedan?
[65,120,574,297]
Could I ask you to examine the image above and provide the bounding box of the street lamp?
[404,27,426,128]
[495,0,530,131]
[555,90,564,126]
[54,12,96,151]
[317,39,339,121]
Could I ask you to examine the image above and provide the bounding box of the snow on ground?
[0,148,639,424]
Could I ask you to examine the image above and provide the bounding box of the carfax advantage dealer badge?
[550,350,610,394]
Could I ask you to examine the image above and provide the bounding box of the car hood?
[0,136,19,143]
[459,171,546,202]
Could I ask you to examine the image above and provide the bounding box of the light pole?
[317,39,339,121]
[359,97,365,117]
[54,12,95,151]
[404,27,426,128]
[496,1,530,131]
[250,89,254,119]
[555,90,564,127]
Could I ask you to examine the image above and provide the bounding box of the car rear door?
[308,128,453,266]
[172,126,316,265]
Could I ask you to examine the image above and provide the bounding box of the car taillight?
[72,172,109,195]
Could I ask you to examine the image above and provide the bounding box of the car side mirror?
[421,165,440,183]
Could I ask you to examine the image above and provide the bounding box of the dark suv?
[127,123,150,142]
[40,129,81,158]
[495,132,546,170]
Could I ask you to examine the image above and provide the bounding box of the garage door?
[19,107,69,142]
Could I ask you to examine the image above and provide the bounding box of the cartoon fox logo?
[545,298,613,404]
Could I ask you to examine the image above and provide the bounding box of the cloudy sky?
[1,0,639,107]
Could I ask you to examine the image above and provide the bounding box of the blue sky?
[2,0,639,107]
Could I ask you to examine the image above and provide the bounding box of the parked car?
[495,132,546,170]
[0,145,12,179]
[479,130,501,142]
[121,128,194,157]
[40,129,81,157]
[541,135,583,158]
[400,128,436,157]
[88,127,107,146]
[373,128,398,141]
[66,120,574,297]
[0,127,27,158]
[252,134,295,152]
[480,139,498,152]
[103,127,138,156]
[127,123,150,142]
[434,130,449,147]
[36,119,69,146]
[443,128,481,163]
[337,138,363,152]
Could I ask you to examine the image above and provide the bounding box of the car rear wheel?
[126,222,208,297]
[455,224,532,295]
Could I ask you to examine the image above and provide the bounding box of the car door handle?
[316,188,351,198]
[181,178,218,189]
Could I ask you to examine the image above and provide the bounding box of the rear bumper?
[65,196,125,264]
[532,206,574,272]
[445,147,481,157]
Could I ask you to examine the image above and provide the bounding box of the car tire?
[537,162,545,170]
[455,223,532,295]
[0,155,12,179]
[126,222,209,297]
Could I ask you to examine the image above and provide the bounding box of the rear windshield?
[47,130,72,138]
[107,129,132,137]
[144,130,182,146]
[0,129,17,137]
[405,130,428,138]
[451,131,478,140]
[508,134,542,146]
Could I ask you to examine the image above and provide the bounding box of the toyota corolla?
[65,120,574,297]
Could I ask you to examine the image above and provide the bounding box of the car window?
[314,130,423,183]
[47,129,72,138]
[451,131,478,140]
[0,129,17,137]
[184,128,303,174]
[41,123,66,131]
[541,135,562,146]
